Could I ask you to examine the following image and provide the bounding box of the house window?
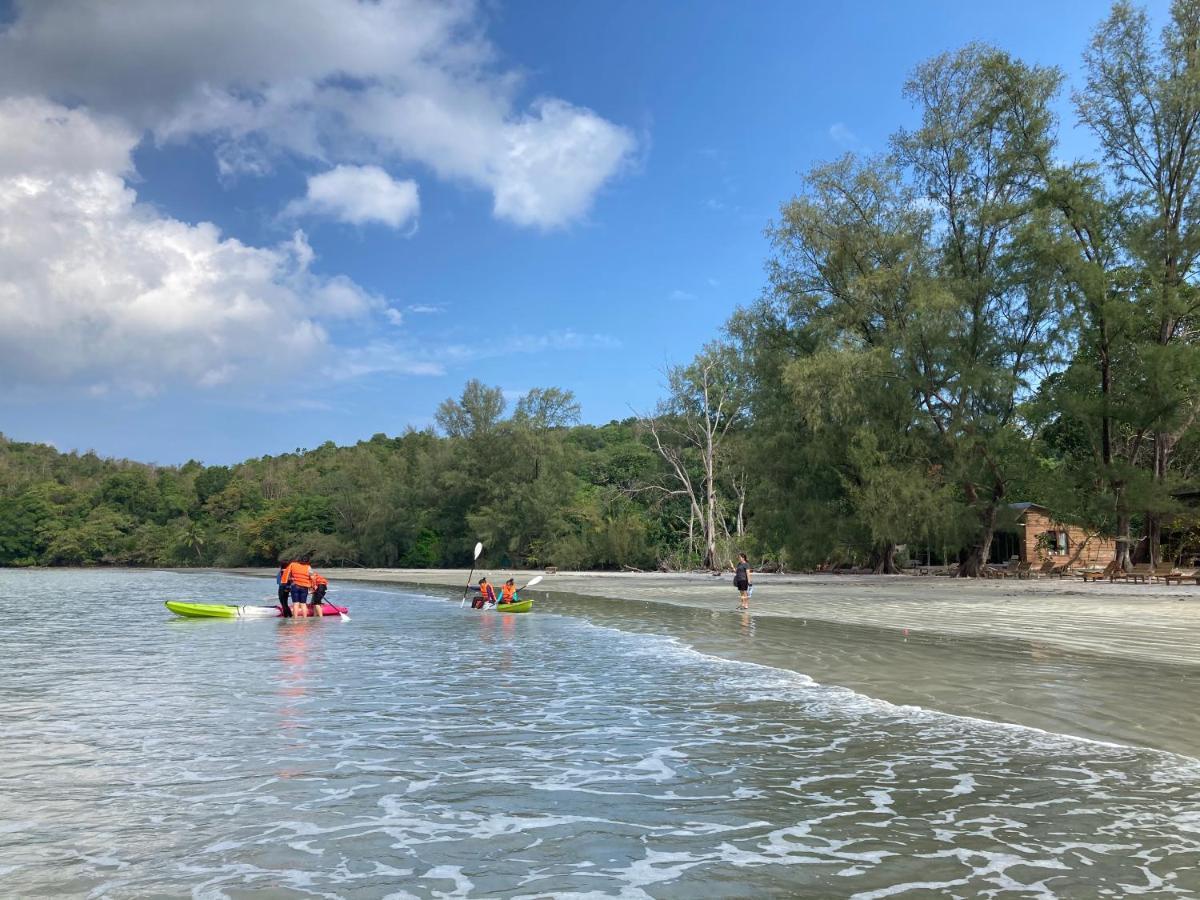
[1038,530,1069,556]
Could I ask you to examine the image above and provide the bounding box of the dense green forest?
[7,1,1200,574]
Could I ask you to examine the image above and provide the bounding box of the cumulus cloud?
[0,98,383,393]
[287,165,420,230]
[0,0,635,229]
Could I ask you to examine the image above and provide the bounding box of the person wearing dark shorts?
[734,553,752,610]
[277,560,293,618]
[310,573,328,616]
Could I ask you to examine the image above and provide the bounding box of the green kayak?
[473,599,534,613]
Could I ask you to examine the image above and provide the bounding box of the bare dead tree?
[636,346,748,570]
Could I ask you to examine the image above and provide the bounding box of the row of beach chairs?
[1075,560,1200,584]
[983,558,1200,583]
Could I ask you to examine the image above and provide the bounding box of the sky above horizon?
[0,0,1170,465]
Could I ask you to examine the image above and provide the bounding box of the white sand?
[234,568,1200,668]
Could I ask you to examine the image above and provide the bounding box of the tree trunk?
[956,503,997,578]
[1115,511,1132,570]
[870,541,900,575]
[1145,508,1162,568]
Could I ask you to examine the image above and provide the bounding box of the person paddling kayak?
[499,578,517,605]
[471,577,497,609]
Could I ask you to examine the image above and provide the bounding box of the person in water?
[734,552,752,611]
[282,554,315,615]
[277,559,293,617]
[310,573,329,616]
[499,578,517,605]
[472,577,497,609]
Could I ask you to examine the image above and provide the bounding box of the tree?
[891,45,1064,575]
[435,380,506,439]
[1075,0,1200,564]
[639,343,748,569]
[514,388,582,430]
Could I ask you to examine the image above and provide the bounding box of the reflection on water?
[0,569,1198,898]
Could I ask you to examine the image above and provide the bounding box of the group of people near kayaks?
[270,551,749,617]
[470,577,522,609]
[275,555,332,617]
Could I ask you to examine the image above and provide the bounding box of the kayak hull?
[472,599,533,613]
[165,601,348,619]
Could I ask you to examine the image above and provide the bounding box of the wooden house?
[993,503,1118,568]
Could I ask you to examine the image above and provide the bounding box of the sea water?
[1,570,1198,898]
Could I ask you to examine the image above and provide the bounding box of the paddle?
[460,541,484,608]
[325,592,349,621]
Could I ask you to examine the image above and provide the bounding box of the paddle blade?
[473,541,483,560]
[524,575,543,589]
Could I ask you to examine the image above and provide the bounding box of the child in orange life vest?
[472,578,497,609]
[310,573,329,616]
[499,578,517,605]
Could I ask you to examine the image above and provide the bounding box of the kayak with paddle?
[165,601,349,619]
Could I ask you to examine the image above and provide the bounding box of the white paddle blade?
[473,541,483,560]
[524,576,543,589]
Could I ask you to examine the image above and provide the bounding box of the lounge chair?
[1033,559,1058,578]
[1161,567,1199,585]
[1014,561,1034,579]
[1122,563,1154,584]
[1080,561,1117,582]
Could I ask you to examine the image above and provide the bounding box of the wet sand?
[223,568,1200,757]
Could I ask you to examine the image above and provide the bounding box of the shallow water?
[2,570,1199,898]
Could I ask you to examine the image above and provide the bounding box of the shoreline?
[210,567,1200,756]
[217,566,1200,667]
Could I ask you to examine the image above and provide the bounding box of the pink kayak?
[165,601,349,619]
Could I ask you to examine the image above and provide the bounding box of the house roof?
[1008,501,1049,514]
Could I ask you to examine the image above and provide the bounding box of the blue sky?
[0,0,1168,464]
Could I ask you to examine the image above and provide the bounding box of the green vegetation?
[6,1,1200,573]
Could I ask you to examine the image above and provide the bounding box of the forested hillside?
[0,386,683,569]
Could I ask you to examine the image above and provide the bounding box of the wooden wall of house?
[1019,508,1117,566]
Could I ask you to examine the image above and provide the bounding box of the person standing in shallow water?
[282,554,315,615]
[735,553,752,611]
[277,559,293,618]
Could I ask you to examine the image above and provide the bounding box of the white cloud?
[385,308,405,326]
[505,330,621,353]
[670,289,696,301]
[0,98,380,393]
[324,340,445,380]
[406,303,444,314]
[0,0,636,229]
[287,164,420,230]
[829,122,860,148]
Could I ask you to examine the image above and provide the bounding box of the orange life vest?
[284,562,314,589]
[501,583,516,602]
[313,574,328,588]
